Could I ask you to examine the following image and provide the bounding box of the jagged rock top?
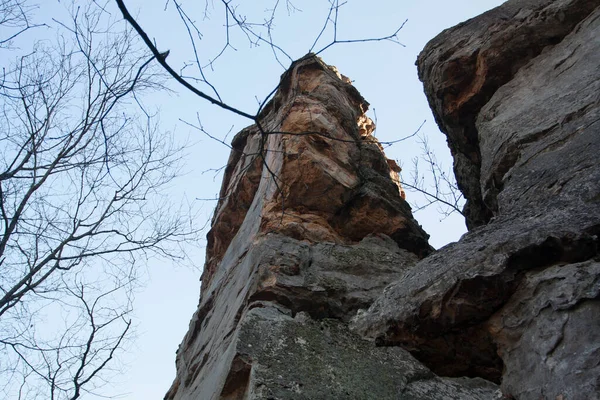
[201,54,431,288]
[166,55,439,400]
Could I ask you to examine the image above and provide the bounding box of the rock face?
[168,1,600,398]
[417,0,599,229]
[165,56,499,400]
[352,0,600,399]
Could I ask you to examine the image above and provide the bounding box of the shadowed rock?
[201,55,432,290]
[165,2,600,396]
[416,0,599,229]
[352,1,600,399]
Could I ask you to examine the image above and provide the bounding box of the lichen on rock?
[166,55,443,400]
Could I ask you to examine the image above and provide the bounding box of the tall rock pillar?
[165,55,500,400]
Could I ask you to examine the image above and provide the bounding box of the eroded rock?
[165,55,444,400]
[201,55,431,289]
[168,2,599,397]
[353,1,600,398]
[416,0,599,229]
[220,306,503,400]
[488,261,600,399]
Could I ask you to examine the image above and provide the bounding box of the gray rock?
[166,55,440,400]
[416,0,600,228]
[353,1,600,398]
[477,3,600,219]
[351,209,599,383]
[166,233,423,400]
[167,4,600,398]
[489,261,600,399]
[224,306,502,400]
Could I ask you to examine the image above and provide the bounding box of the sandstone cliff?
[168,1,600,399]
[165,55,500,400]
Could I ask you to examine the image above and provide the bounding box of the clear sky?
[58,1,506,398]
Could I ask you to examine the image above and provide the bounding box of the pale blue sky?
[70,1,507,398]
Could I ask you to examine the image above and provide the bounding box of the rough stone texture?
[201,55,432,289]
[353,1,600,399]
[246,234,422,322]
[416,0,599,229]
[164,56,497,400]
[351,214,599,385]
[488,261,600,400]
[222,306,503,400]
[168,2,600,397]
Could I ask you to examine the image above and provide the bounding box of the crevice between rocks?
[219,355,252,400]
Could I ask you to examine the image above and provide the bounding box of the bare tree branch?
[0,1,198,398]
[401,133,465,218]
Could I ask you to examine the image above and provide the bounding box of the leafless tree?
[0,0,43,49]
[115,0,467,223]
[0,1,196,398]
[0,0,465,397]
[401,133,464,219]
[116,0,406,120]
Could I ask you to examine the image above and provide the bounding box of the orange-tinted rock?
[200,54,431,289]
[165,55,452,400]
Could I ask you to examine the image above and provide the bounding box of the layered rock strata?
[168,2,600,396]
[352,1,600,399]
[165,56,500,400]
[417,0,599,229]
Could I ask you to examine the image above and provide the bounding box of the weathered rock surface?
[416,0,599,229]
[168,2,600,398]
[353,1,600,399]
[165,56,499,400]
[216,306,502,400]
[488,261,600,400]
[201,55,432,290]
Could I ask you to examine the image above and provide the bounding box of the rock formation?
[165,55,501,400]
[167,0,599,398]
[352,0,600,399]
